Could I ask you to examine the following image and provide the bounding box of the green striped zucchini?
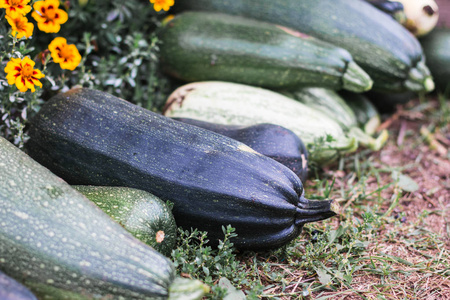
[163,81,358,165]
[24,88,338,250]
[281,88,358,130]
[158,11,372,93]
[281,88,389,151]
[72,186,177,257]
[0,136,208,300]
[339,91,382,136]
[173,0,434,93]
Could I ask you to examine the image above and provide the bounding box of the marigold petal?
[55,9,68,24]
[37,21,61,33]
[32,69,45,79]
[25,78,36,90]
[60,60,79,71]
[6,74,17,85]
[33,1,45,11]
[22,57,35,67]
[46,0,61,8]
[31,11,46,22]
[24,22,34,37]
[5,4,32,18]
[153,4,162,11]
[15,76,29,92]
[4,59,20,73]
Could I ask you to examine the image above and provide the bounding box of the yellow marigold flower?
[150,0,174,12]
[6,14,34,39]
[4,57,45,93]
[32,0,68,33]
[0,0,31,18]
[48,37,82,71]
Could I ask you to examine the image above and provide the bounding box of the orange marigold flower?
[6,14,34,39]
[48,37,81,71]
[4,57,45,93]
[150,0,174,12]
[0,0,31,18]
[32,0,68,33]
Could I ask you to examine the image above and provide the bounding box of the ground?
[251,96,449,299]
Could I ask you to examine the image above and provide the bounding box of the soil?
[317,97,450,299]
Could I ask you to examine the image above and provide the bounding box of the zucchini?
[339,91,382,136]
[281,88,358,130]
[0,136,208,299]
[25,87,339,250]
[171,119,309,183]
[280,88,388,151]
[0,270,37,300]
[173,0,434,93]
[158,12,373,93]
[72,186,177,257]
[420,28,450,93]
[163,81,358,165]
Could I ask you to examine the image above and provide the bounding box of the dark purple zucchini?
[0,271,37,300]
[365,0,406,22]
[171,118,309,183]
[25,88,338,250]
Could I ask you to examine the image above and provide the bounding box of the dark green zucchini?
[171,119,309,183]
[420,28,450,93]
[0,136,208,299]
[0,271,37,300]
[173,0,434,93]
[72,186,177,257]
[158,11,372,92]
[25,88,338,250]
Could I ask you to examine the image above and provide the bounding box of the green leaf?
[392,171,419,192]
[315,268,332,286]
[218,277,246,300]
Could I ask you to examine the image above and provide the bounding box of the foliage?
[0,0,173,146]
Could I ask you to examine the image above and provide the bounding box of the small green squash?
[73,186,177,257]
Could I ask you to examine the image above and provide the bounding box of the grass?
[171,95,450,299]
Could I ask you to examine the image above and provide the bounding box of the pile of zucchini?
[155,0,443,166]
[2,0,447,298]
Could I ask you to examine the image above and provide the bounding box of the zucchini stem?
[342,61,373,93]
[404,61,435,92]
[295,197,339,225]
